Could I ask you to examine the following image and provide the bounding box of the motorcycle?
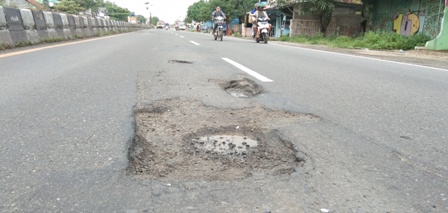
[213,16,225,41]
[165,25,169,30]
[254,17,269,44]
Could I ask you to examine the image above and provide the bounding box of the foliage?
[55,0,84,14]
[233,31,242,37]
[274,0,335,35]
[137,15,147,24]
[302,0,334,34]
[185,0,258,24]
[276,31,431,50]
[104,2,130,21]
[185,0,210,23]
[73,0,98,12]
[151,16,159,26]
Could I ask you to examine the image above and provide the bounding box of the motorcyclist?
[249,3,258,37]
[252,3,271,39]
[211,6,226,34]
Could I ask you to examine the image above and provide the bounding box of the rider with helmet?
[252,3,271,39]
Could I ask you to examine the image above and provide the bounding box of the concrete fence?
[0,6,146,46]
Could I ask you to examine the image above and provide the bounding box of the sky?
[111,0,200,24]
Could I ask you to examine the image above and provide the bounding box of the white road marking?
[190,41,200,46]
[180,36,185,38]
[222,58,273,82]
[271,42,448,72]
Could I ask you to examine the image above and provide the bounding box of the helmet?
[258,2,267,7]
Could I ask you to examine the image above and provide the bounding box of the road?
[1,29,447,212]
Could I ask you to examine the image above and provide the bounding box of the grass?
[275,31,431,50]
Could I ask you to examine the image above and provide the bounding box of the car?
[178,23,186,30]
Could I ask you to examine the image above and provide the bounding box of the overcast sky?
[111,0,200,24]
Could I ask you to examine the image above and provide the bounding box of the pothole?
[128,98,319,181]
[221,78,264,98]
[169,60,193,64]
[191,135,258,156]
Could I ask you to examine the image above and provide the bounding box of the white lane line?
[222,58,273,82]
[271,42,448,72]
[180,36,185,38]
[190,41,200,46]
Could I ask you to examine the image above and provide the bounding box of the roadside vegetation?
[276,31,431,50]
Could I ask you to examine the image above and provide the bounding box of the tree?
[55,0,85,14]
[224,0,259,24]
[302,0,335,34]
[186,0,258,24]
[275,0,335,35]
[150,16,159,26]
[137,15,147,24]
[185,0,210,23]
[104,2,130,21]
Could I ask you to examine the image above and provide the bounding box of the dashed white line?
[180,36,185,38]
[190,41,200,46]
[222,58,273,82]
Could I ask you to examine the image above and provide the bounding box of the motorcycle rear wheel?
[262,33,268,44]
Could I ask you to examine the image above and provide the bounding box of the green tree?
[137,15,147,24]
[55,0,85,14]
[185,0,210,23]
[276,0,335,35]
[302,0,335,34]
[104,2,130,21]
[151,16,159,26]
[222,0,258,24]
[186,0,258,24]
[73,0,98,12]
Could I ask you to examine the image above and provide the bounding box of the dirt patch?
[220,78,264,98]
[128,98,319,181]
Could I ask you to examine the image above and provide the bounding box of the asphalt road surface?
[1,29,447,212]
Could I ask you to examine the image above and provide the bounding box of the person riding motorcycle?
[249,3,258,36]
[211,6,226,34]
[252,4,271,39]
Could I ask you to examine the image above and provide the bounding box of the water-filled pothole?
[221,78,264,98]
[128,98,319,181]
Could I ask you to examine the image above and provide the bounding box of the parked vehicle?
[254,17,269,44]
[213,16,225,41]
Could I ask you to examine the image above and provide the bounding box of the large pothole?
[220,78,264,98]
[128,98,319,181]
